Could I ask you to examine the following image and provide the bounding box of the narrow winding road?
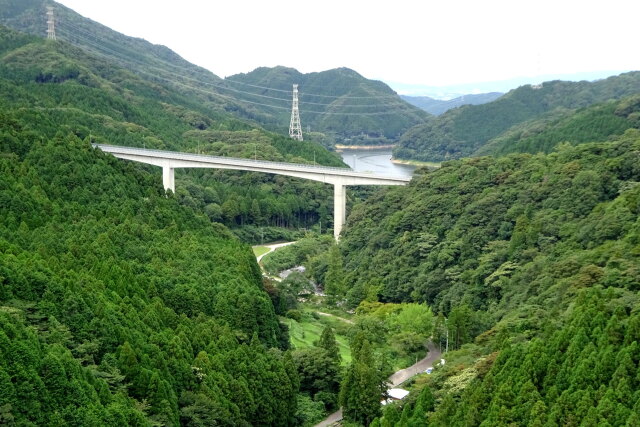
[314,342,442,427]
[255,241,297,263]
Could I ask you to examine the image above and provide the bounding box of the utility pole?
[46,6,56,40]
[445,318,449,354]
[289,84,303,141]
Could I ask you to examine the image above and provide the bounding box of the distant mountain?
[226,66,428,145]
[401,92,503,115]
[393,72,640,162]
[387,70,631,98]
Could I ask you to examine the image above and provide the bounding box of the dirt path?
[314,341,442,427]
[315,311,354,325]
[254,241,297,263]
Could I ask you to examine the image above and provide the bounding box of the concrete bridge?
[94,144,411,239]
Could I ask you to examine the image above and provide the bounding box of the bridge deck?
[94,143,412,239]
[94,144,411,182]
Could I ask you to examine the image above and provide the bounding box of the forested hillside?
[0,0,240,111]
[0,114,300,424]
[394,72,640,162]
[325,130,640,425]
[0,25,346,241]
[477,94,640,157]
[374,287,640,426]
[226,66,428,145]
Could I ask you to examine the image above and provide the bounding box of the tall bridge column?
[333,184,346,240]
[162,166,175,193]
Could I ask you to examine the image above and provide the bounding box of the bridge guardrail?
[93,144,411,180]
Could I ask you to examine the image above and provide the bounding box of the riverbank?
[391,157,441,168]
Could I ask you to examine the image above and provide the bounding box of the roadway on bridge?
[94,144,412,239]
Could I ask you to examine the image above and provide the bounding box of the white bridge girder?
[94,145,410,239]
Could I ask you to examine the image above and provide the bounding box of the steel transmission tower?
[289,84,303,141]
[46,6,56,40]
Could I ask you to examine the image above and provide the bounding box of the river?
[339,149,416,178]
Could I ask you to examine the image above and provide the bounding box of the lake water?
[340,149,416,178]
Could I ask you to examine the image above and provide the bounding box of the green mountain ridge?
[394,72,640,162]
[226,66,429,145]
[3,1,640,425]
[476,94,640,156]
[0,114,300,424]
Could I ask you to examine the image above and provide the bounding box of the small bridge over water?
[94,144,411,239]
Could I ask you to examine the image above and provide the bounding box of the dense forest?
[372,286,640,426]
[318,130,640,425]
[3,2,640,426]
[0,114,301,424]
[394,72,640,162]
[477,94,640,157]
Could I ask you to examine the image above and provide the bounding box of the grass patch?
[284,313,352,364]
[252,246,270,257]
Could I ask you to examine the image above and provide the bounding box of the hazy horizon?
[55,0,640,90]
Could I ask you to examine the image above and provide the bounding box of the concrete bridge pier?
[333,183,346,240]
[94,144,411,241]
[163,166,175,193]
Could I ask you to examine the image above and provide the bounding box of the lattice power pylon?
[289,84,303,141]
[46,6,56,40]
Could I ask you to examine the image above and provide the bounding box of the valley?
[0,1,639,426]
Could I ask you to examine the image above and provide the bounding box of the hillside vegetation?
[323,129,640,425]
[0,113,300,424]
[477,94,640,156]
[394,72,640,162]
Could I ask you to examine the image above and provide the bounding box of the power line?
[58,20,407,104]
[224,78,403,100]
[56,22,407,109]
[55,22,287,103]
[55,23,418,116]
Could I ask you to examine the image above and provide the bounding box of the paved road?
[314,341,442,427]
[254,241,297,263]
[388,341,441,387]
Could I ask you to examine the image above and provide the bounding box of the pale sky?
[55,0,640,88]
